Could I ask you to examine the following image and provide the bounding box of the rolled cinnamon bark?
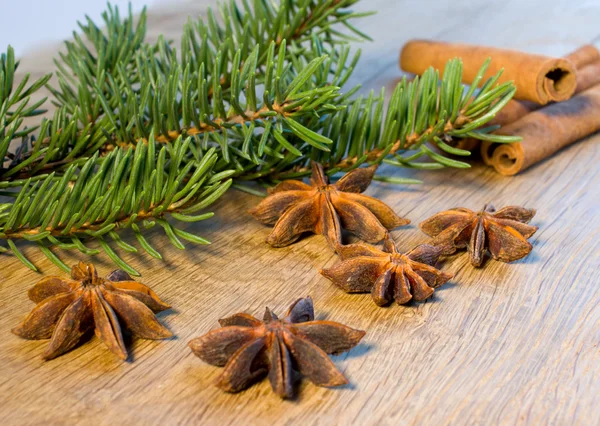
[466,45,599,159]
[489,46,600,127]
[400,40,577,104]
[481,57,600,165]
[410,45,600,153]
[482,85,600,176]
[486,46,600,127]
[564,44,600,68]
[575,60,600,92]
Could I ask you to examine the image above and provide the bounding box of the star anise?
[419,204,538,267]
[249,162,410,248]
[188,296,365,398]
[12,262,172,360]
[321,237,452,306]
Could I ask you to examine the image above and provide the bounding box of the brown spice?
[400,39,576,104]
[249,162,409,248]
[419,205,537,267]
[12,262,172,360]
[188,296,365,399]
[563,44,600,68]
[484,45,600,133]
[456,45,600,157]
[437,45,600,152]
[574,60,600,93]
[481,85,600,175]
[321,237,452,306]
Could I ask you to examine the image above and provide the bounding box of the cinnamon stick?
[575,60,600,92]
[482,85,600,176]
[489,46,600,126]
[490,47,599,122]
[400,40,577,104]
[481,55,600,165]
[470,45,600,158]
[478,58,600,158]
[563,44,600,68]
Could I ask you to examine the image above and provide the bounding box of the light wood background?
[2,1,600,425]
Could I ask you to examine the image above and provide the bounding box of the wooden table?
[2,1,600,424]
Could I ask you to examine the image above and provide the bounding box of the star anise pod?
[419,204,538,267]
[188,296,365,399]
[12,262,172,360]
[249,162,410,248]
[321,237,452,306]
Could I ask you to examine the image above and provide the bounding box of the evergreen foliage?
[0,0,519,273]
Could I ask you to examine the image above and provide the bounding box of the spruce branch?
[0,138,232,275]
[1,46,51,170]
[234,58,520,181]
[100,42,342,151]
[0,5,149,186]
[0,44,112,186]
[1,0,362,185]
[50,3,149,116]
[19,1,363,180]
[0,0,522,274]
[26,1,516,182]
[48,0,366,146]
[181,0,372,95]
[333,59,520,171]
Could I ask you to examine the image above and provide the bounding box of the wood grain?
[2,0,600,425]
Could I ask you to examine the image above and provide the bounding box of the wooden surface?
[2,1,600,425]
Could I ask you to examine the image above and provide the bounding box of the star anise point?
[12,262,172,361]
[420,204,538,267]
[189,296,365,398]
[250,162,410,248]
[322,238,452,307]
